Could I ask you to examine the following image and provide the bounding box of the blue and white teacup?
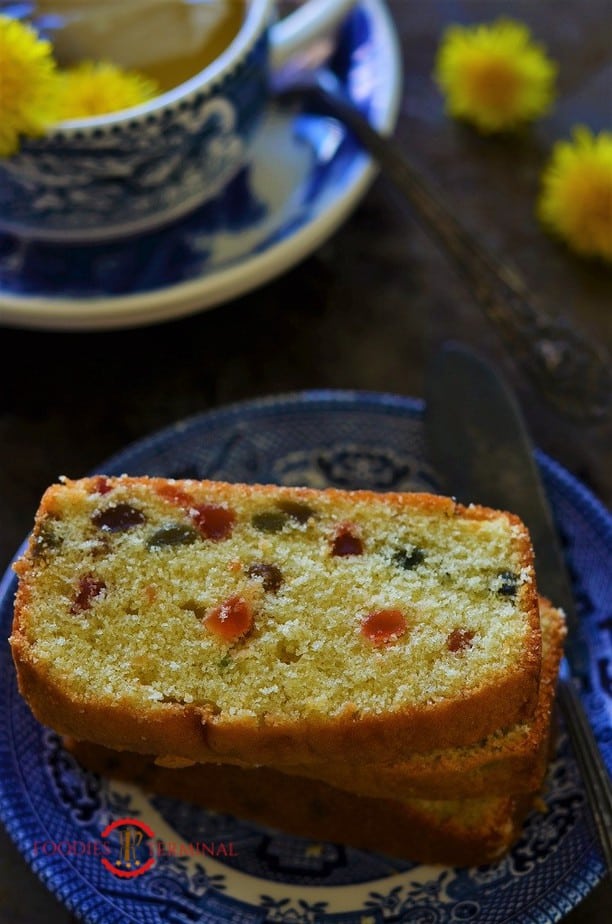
[0,0,358,242]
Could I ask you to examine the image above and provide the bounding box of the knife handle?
[296,79,612,423]
[557,664,612,875]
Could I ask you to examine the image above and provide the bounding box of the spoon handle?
[300,81,612,423]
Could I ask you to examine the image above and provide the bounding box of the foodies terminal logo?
[101,818,156,878]
[33,818,238,878]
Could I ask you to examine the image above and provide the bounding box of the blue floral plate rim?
[0,0,402,332]
[0,387,610,924]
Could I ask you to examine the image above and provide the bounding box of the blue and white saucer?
[0,390,610,924]
[0,0,402,332]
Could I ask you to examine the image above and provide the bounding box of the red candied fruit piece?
[447,628,475,652]
[204,595,253,642]
[192,504,235,540]
[92,476,113,495]
[156,484,195,508]
[331,524,363,557]
[155,485,235,540]
[71,574,106,614]
[361,609,408,647]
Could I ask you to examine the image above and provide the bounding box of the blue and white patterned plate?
[0,0,401,333]
[1,390,610,923]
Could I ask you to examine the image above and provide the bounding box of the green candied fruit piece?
[146,523,199,550]
[32,521,63,559]
[251,511,289,533]
[275,499,316,524]
[218,653,233,672]
[392,547,425,570]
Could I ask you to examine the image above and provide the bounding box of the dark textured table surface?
[1,1,610,921]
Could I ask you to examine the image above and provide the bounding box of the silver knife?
[424,340,612,874]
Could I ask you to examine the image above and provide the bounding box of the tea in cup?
[35,1,248,93]
[0,0,358,241]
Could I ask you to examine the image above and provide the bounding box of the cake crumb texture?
[10,475,541,761]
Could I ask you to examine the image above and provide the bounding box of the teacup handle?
[269,0,360,68]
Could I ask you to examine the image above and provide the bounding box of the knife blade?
[424,340,591,683]
[423,339,612,873]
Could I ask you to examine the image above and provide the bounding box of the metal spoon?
[271,53,612,424]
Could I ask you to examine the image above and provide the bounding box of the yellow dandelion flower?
[538,127,612,263]
[433,18,557,133]
[0,14,60,157]
[59,61,159,119]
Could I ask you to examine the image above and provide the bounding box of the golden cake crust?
[9,639,541,762]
